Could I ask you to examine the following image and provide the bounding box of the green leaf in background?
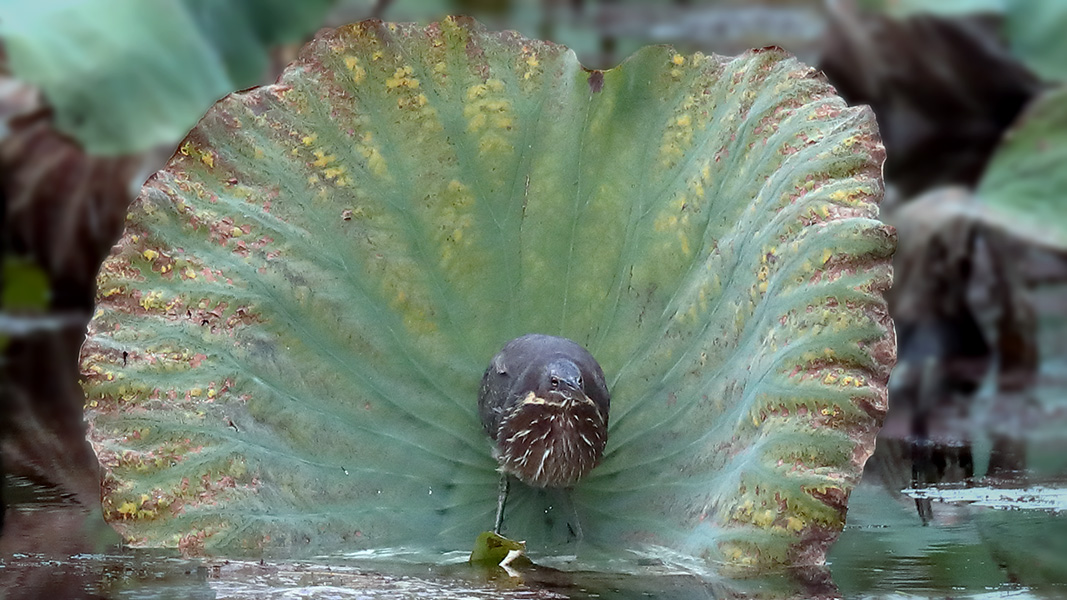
[79,17,894,572]
[855,0,1005,18]
[977,86,1067,251]
[0,0,338,155]
[856,0,1067,83]
[2,256,50,311]
[1003,0,1067,83]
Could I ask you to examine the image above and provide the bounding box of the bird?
[477,334,610,535]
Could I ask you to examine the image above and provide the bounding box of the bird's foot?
[494,473,510,534]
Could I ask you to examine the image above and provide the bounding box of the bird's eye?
[576,376,583,388]
[550,376,559,390]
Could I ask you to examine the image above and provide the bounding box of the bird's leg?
[494,472,510,534]
[565,488,583,542]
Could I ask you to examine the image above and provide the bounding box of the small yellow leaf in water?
[469,531,529,570]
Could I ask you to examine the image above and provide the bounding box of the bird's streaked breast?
[495,391,607,488]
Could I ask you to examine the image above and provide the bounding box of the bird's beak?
[559,376,581,393]
[561,379,587,405]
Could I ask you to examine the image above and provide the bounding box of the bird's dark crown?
[539,358,583,397]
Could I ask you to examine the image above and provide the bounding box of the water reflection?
[831,477,1067,599]
[1,497,838,600]
[0,478,209,599]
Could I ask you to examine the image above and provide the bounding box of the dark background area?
[1,0,1065,597]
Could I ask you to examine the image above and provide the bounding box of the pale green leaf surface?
[855,0,1005,18]
[977,86,1067,251]
[1004,0,1067,83]
[0,0,336,155]
[80,18,894,571]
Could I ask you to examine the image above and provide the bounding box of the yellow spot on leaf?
[385,65,419,89]
[140,290,165,310]
[754,509,775,527]
[142,249,158,261]
[466,83,488,101]
[343,56,366,84]
[312,150,336,167]
[672,54,685,66]
[467,112,487,131]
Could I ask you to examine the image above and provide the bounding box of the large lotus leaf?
[79,17,894,571]
[0,0,336,155]
[977,86,1067,251]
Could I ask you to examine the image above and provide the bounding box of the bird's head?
[539,358,585,405]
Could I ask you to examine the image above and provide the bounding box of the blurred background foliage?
[0,0,1065,597]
